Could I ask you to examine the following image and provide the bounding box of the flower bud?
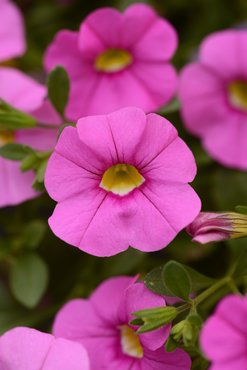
[187,211,247,244]
[0,99,36,130]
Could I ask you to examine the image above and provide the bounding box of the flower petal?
[121,3,157,48]
[0,0,26,62]
[142,137,197,184]
[203,114,247,170]
[77,107,146,165]
[44,31,84,78]
[78,69,158,116]
[0,158,37,208]
[91,276,136,324]
[45,152,100,202]
[200,30,247,79]
[123,282,170,351]
[200,316,245,362]
[135,181,201,244]
[142,347,191,370]
[179,63,227,136]
[53,299,119,369]
[0,67,46,112]
[53,299,110,340]
[78,8,122,49]
[132,15,177,62]
[133,113,178,169]
[131,62,177,108]
[0,327,90,370]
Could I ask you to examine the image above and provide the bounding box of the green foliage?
[0,143,33,161]
[0,142,51,191]
[235,205,247,215]
[145,262,215,299]
[162,261,192,301]
[22,220,47,249]
[165,336,179,352]
[0,100,36,130]
[145,266,173,296]
[48,66,70,117]
[132,306,178,333]
[9,254,49,308]
[159,98,180,115]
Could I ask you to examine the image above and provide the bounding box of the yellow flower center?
[100,163,145,196]
[0,130,14,146]
[119,325,144,359]
[95,49,133,73]
[228,80,247,111]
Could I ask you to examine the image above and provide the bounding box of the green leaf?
[0,143,33,160]
[22,220,47,249]
[137,315,175,334]
[129,318,144,326]
[159,98,180,115]
[133,306,176,319]
[20,153,39,171]
[231,247,247,278]
[10,254,49,308]
[214,169,247,209]
[0,99,36,130]
[134,306,178,333]
[183,265,216,291]
[144,266,175,296]
[235,205,247,215]
[35,160,48,183]
[165,336,179,352]
[48,66,70,116]
[162,261,192,301]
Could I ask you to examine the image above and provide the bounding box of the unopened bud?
[187,211,247,244]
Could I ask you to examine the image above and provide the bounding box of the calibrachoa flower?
[0,0,60,207]
[187,211,247,244]
[53,276,191,369]
[44,3,178,120]
[0,0,26,62]
[179,30,247,170]
[0,67,60,207]
[0,327,90,370]
[45,107,201,256]
[200,294,247,370]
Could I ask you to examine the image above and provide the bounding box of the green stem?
[193,277,232,306]
[177,303,191,314]
[37,123,59,129]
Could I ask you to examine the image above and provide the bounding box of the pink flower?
[0,67,60,207]
[45,107,201,256]
[179,30,247,170]
[44,3,178,120]
[53,276,191,369]
[0,326,90,370]
[0,0,26,62]
[0,0,61,207]
[187,211,247,244]
[200,294,247,370]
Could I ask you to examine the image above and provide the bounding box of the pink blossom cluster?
[0,0,60,207]
[179,30,247,170]
[0,277,191,369]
